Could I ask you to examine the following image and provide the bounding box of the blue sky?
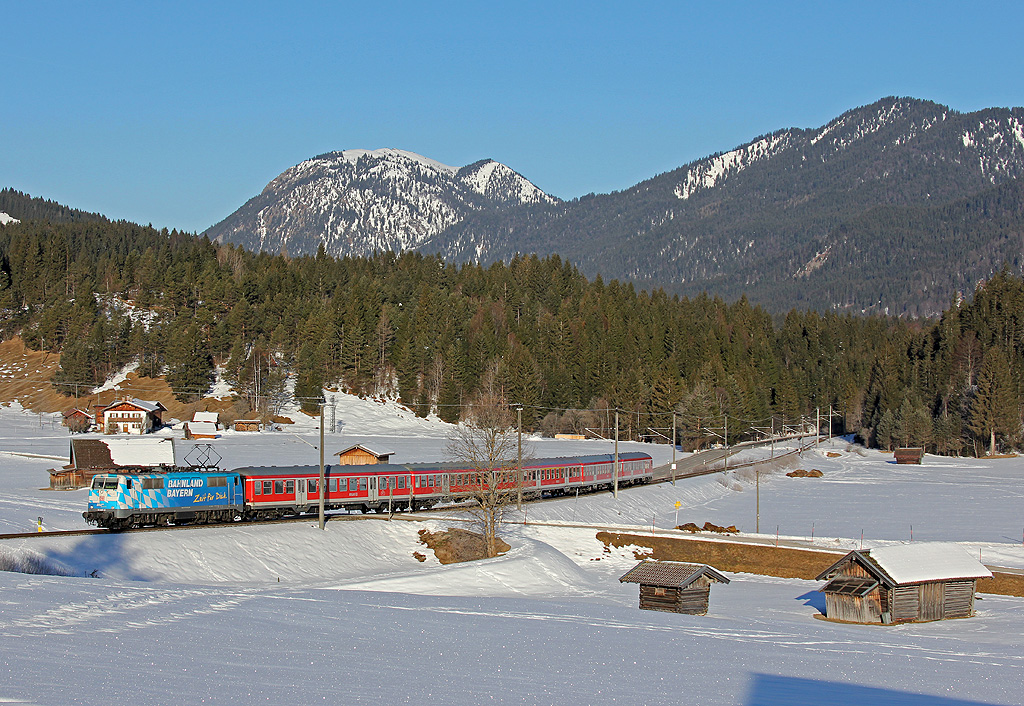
[4,1,1023,233]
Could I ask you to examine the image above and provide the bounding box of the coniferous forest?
[0,204,1021,456]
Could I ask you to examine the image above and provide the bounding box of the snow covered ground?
[1,395,1023,705]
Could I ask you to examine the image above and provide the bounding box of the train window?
[307,479,317,493]
[286,480,295,494]
[347,478,357,492]
[358,478,367,491]
[141,478,163,490]
[263,480,273,494]
[209,477,227,488]
[274,481,284,494]
[330,478,338,492]
[369,478,375,490]
[126,479,133,490]
[254,481,262,495]
[427,475,434,488]
[397,476,406,489]
[381,476,389,490]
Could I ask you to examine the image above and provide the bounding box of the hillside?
[428,98,1024,315]
[205,149,556,258]
[0,337,236,423]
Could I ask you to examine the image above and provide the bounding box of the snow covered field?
[1,396,1023,705]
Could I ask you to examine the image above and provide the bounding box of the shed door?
[919,583,944,621]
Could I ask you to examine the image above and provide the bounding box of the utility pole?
[671,411,677,485]
[318,401,326,530]
[614,408,620,499]
[515,404,523,510]
[756,465,760,533]
[816,406,820,448]
[724,414,728,474]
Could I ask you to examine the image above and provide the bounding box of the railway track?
[0,439,820,541]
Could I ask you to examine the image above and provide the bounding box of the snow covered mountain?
[205,99,1024,315]
[428,97,1024,315]
[206,149,556,257]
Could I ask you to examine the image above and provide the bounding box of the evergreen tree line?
[0,217,1021,455]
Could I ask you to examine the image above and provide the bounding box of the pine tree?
[969,346,1019,455]
[164,323,213,402]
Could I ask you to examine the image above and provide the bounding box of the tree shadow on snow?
[745,674,1004,706]
[42,532,155,581]
[795,590,825,614]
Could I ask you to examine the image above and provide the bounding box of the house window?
[654,587,666,597]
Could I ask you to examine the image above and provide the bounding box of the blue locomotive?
[84,470,245,529]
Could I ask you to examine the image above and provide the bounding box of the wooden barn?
[894,447,925,464]
[334,444,394,466]
[816,543,991,624]
[619,561,730,615]
[49,437,178,489]
[61,408,95,433]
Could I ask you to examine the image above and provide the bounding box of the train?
[83,452,655,530]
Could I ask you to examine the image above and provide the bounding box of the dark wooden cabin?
[894,447,925,464]
[619,561,730,615]
[816,543,991,624]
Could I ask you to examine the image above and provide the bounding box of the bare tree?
[445,393,525,558]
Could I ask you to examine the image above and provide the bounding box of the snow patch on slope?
[0,212,20,225]
[674,132,793,200]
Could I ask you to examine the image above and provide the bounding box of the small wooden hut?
[816,543,991,624]
[619,561,730,615]
[334,444,394,466]
[894,447,925,464]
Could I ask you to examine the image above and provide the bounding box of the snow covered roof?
[71,437,177,468]
[105,437,176,466]
[335,444,394,458]
[818,543,992,586]
[868,543,992,585]
[186,421,218,437]
[192,411,219,424]
[103,398,166,413]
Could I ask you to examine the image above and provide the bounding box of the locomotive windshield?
[91,476,119,490]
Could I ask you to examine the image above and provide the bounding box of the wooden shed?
[233,419,262,432]
[334,444,394,466]
[894,447,925,464]
[816,543,991,624]
[49,437,178,489]
[61,408,95,433]
[619,561,730,615]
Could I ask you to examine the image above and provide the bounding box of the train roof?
[233,452,652,476]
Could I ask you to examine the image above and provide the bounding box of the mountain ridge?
[201,97,1024,314]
